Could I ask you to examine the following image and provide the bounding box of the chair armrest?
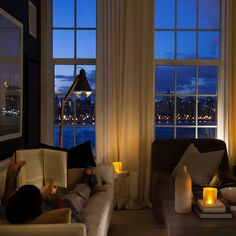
[0,223,86,236]
[97,164,114,185]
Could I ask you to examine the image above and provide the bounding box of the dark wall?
[0,0,41,160]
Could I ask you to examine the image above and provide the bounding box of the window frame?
[154,0,225,139]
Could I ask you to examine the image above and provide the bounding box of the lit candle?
[203,187,217,205]
[112,162,123,173]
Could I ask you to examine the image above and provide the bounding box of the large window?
[52,0,96,151]
[155,0,221,139]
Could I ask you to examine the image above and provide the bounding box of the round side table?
[114,170,130,209]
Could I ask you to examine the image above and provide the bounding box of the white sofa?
[0,158,114,236]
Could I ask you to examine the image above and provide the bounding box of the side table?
[114,171,130,209]
[163,201,236,236]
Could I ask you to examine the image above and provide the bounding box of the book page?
[43,149,67,188]
[16,149,44,188]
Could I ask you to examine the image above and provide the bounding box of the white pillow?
[171,143,225,186]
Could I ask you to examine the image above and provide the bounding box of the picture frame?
[0,8,23,141]
[28,0,37,38]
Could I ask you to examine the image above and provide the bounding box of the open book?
[16,148,67,189]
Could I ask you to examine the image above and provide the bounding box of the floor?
[108,208,168,236]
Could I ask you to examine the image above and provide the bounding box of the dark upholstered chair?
[150,139,235,224]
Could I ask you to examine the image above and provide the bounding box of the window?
[52,0,96,151]
[155,0,221,139]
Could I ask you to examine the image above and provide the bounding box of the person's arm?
[41,179,65,209]
[3,153,25,204]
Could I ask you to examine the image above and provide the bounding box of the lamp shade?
[74,69,92,97]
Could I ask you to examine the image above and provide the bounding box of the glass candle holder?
[112,162,123,173]
[203,187,217,205]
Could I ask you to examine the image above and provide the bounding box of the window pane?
[53,30,74,58]
[198,0,220,29]
[198,66,217,95]
[198,128,216,139]
[177,96,196,125]
[176,128,195,138]
[54,65,74,94]
[155,127,174,139]
[177,0,196,28]
[198,97,217,125]
[155,96,174,126]
[177,31,196,59]
[155,0,175,28]
[53,0,74,27]
[77,0,96,28]
[77,30,96,58]
[76,125,95,153]
[176,66,196,94]
[155,66,174,94]
[155,31,175,59]
[198,31,220,59]
[57,126,75,148]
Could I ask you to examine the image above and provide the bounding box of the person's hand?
[41,179,58,198]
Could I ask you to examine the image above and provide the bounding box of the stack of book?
[193,199,233,219]
[220,199,236,212]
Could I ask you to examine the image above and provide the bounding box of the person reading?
[2,153,97,223]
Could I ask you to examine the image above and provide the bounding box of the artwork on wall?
[0,8,23,141]
[28,1,37,38]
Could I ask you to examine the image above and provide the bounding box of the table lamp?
[59,68,92,147]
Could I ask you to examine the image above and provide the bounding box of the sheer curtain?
[96,0,155,208]
[225,0,236,166]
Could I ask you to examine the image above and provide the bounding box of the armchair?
[150,139,235,224]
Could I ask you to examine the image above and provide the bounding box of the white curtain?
[225,0,236,166]
[96,0,155,208]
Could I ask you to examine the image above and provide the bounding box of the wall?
[0,0,40,160]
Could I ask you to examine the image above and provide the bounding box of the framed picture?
[0,8,23,141]
[29,1,37,38]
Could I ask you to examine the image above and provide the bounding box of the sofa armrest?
[0,223,86,236]
[97,164,114,184]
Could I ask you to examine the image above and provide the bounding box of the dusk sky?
[52,0,220,96]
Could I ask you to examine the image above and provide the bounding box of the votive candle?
[203,187,217,205]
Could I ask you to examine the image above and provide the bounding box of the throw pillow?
[171,143,225,186]
[68,141,96,168]
[41,140,96,169]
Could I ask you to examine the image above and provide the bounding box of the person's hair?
[6,184,43,224]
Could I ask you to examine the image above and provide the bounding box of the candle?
[203,187,217,205]
[112,162,123,173]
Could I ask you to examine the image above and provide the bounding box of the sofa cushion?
[82,184,113,236]
[172,143,225,186]
[41,141,96,169]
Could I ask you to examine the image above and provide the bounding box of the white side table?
[114,170,130,209]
